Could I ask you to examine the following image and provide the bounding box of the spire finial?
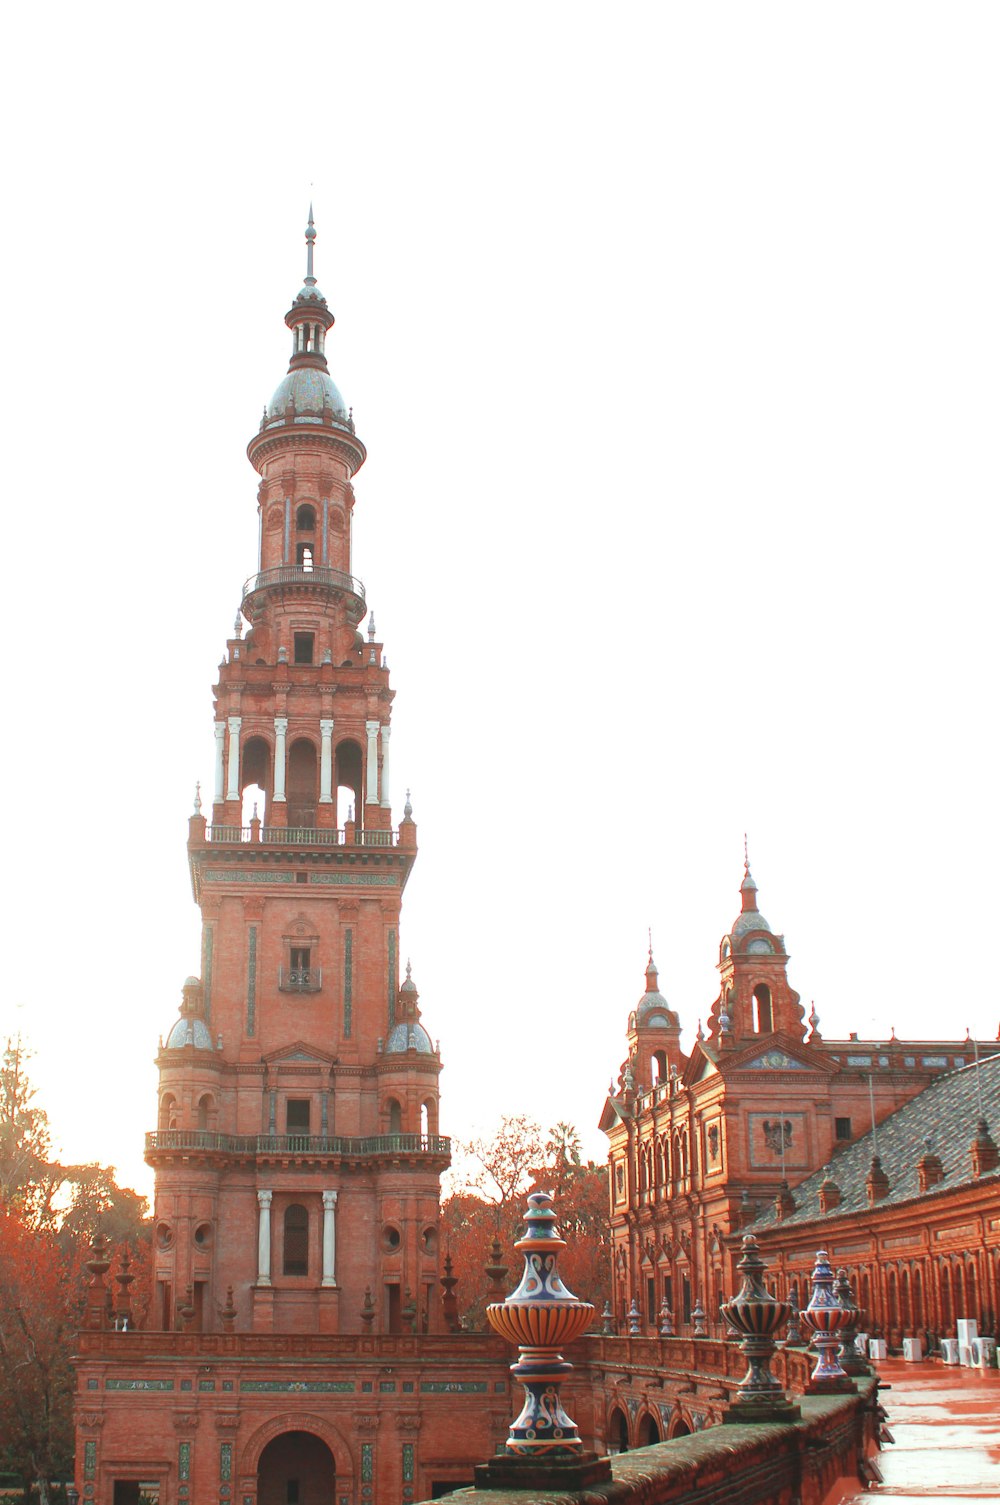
[193,781,202,815]
[743,831,750,875]
[648,926,653,964]
[305,204,317,285]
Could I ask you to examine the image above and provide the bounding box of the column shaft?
[322,1190,338,1286]
[319,718,334,804]
[273,717,287,803]
[213,722,226,802]
[379,724,392,809]
[365,720,380,805]
[257,1191,272,1286]
[226,716,242,803]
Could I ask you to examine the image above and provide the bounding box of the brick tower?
[149,210,448,1341]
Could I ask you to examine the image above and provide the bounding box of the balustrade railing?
[278,967,322,992]
[205,826,399,848]
[241,564,366,603]
[146,1130,450,1157]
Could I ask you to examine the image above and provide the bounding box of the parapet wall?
[432,1382,878,1505]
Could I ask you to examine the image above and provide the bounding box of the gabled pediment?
[599,1095,632,1133]
[680,1042,719,1088]
[262,1040,336,1068]
[726,1033,835,1075]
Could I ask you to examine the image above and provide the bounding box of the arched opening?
[900,1269,911,1330]
[196,1094,213,1131]
[422,1098,438,1136]
[258,1430,334,1505]
[287,739,317,828]
[283,1204,309,1277]
[966,1261,979,1323]
[752,984,773,1034]
[386,1098,402,1135]
[241,736,271,824]
[158,1093,177,1131]
[886,1269,899,1331]
[296,542,315,571]
[335,739,363,828]
[651,1049,667,1084]
[912,1267,924,1330]
[636,1413,660,1446]
[296,504,316,532]
[608,1407,629,1454]
[668,1416,691,1439]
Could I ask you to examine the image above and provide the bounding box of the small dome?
[268,367,348,422]
[732,908,772,938]
[293,280,328,306]
[384,1021,434,1055]
[635,989,680,1029]
[183,975,200,989]
[165,1016,214,1050]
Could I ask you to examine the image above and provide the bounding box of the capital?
[380,724,391,741]
[365,719,380,736]
[322,1190,339,1210]
[228,715,242,731]
[273,716,288,735]
[257,1190,273,1209]
[214,721,226,741]
[319,719,335,735]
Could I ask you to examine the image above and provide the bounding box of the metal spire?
[305,204,316,284]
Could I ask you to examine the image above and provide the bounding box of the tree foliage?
[441,1117,610,1329]
[0,1037,151,1500]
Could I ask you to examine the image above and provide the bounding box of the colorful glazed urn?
[720,1235,800,1421]
[800,1250,854,1391]
[486,1191,594,1457]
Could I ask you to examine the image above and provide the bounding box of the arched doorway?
[668,1415,691,1439]
[258,1430,335,1504]
[608,1407,629,1454]
[636,1413,661,1446]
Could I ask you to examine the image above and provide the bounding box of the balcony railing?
[205,826,400,847]
[146,1130,450,1158]
[278,967,322,993]
[241,565,366,605]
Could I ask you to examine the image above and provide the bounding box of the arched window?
[296,504,316,531]
[197,1094,213,1131]
[609,1408,629,1454]
[752,984,773,1034]
[159,1093,177,1132]
[386,1098,402,1135]
[335,739,363,829]
[421,1098,438,1137]
[636,1413,660,1446]
[287,738,317,827]
[296,542,315,571]
[283,1204,309,1276]
[651,1049,667,1084]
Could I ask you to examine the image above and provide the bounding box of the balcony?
[278,967,322,993]
[241,564,366,624]
[206,826,399,848]
[145,1130,451,1160]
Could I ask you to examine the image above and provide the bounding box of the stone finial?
[720,1235,799,1422]
[193,781,202,815]
[367,612,377,641]
[480,1190,610,1490]
[219,1286,237,1333]
[784,1291,803,1347]
[818,1168,842,1214]
[658,1297,675,1337]
[602,1300,615,1336]
[691,1298,708,1337]
[440,1253,460,1333]
[865,1154,890,1206]
[627,1297,641,1334]
[971,1119,999,1177]
[917,1137,945,1192]
[800,1250,855,1393]
[774,1180,796,1221]
[361,1286,375,1328]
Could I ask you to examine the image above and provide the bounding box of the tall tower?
[148,214,448,1338]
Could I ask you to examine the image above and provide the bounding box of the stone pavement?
[837,1357,1000,1502]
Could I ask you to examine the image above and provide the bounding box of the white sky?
[3,3,999,1202]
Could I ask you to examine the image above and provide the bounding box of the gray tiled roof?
[747,1053,1000,1232]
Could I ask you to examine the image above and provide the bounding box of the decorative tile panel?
[388,929,397,1027]
[203,924,214,1023]
[246,925,257,1036]
[311,873,399,887]
[106,1379,174,1390]
[402,1443,414,1483]
[220,1442,232,1482]
[343,928,353,1039]
[179,1440,191,1481]
[419,1381,488,1393]
[361,1443,374,1483]
[240,1380,354,1393]
[84,1440,96,1478]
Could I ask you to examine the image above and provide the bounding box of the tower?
[148,212,448,1339]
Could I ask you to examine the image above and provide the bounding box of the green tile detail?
[361,1443,373,1483]
[220,1442,232,1482]
[420,1381,488,1393]
[179,1440,191,1481]
[343,928,353,1039]
[240,1380,355,1393]
[247,925,257,1036]
[387,929,397,1027]
[402,1443,414,1484]
[198,1379,216,1392]
[106,1379,174,1391]
[203,925,214,1023]
[84,1440,96,1478]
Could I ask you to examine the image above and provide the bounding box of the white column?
[213,722,226,802]
[319,718,334,804]
[379,724,392,809]
[257,1190,272,1286]
[226,716,242,803]
[321,1189,338,1286]
[273,717,288,803]
[365,719,380,805]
